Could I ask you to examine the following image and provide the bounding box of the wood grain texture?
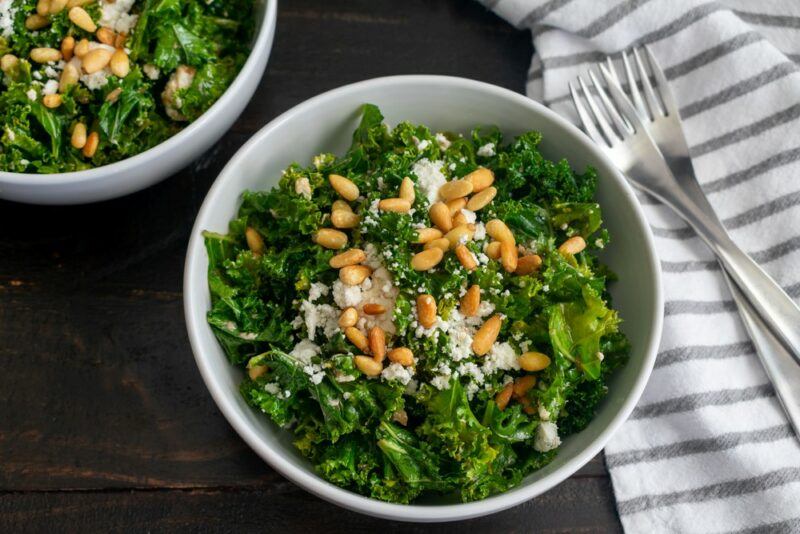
[0,0,622,531]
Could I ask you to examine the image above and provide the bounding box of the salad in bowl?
[202,104,630,504]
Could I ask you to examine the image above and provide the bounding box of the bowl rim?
[183,75,664,522]
[0,0,278,186]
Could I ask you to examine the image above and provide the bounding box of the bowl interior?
[185,76,662,521]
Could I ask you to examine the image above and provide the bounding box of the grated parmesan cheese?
[411,158,447,206]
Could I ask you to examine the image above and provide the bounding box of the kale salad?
[204,105,630,504]
[0,0,254,173]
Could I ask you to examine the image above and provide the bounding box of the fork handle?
[655,174,800,368]
[724,270,800,440]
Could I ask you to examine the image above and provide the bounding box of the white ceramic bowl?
[184,76,663,523]
[0,0,278,205]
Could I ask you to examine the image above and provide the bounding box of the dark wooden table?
[0,1,622,531]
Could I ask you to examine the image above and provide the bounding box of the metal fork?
[570,47,800,437]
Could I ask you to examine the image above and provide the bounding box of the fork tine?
[578,75,620,147]
[622,50,648,121]
[632,47,664,117]
[643,45,679,118]
[598,65,650,137]
[588,68,632,138]
[605,57,622,87]
[569,82,607,147]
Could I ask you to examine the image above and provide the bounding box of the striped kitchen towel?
[478,0,800,532]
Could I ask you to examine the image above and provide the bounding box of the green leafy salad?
[0,0,254,173]
[204,105,630,504]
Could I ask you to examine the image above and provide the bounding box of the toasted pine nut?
[429,202,452,232]
[73,38,90,58]
[455,244,477,271]
[42,94,62,108]
[392,409,408,426]
[559,236,586,255]
[473,314,502,356]
[399,177,415,204]
[105,87,122,103]
[109,49,130,78]
[70,122,87,149]
[339,265,371,285]
[388,347,414,366]
[25,14,51,30]
[329,248,366,269]
[0,54,18,73]
[314,228,348,249]
[518,352,551,372]
[378,197,411,213]
[369,326,386,362]
[36,0,50,16]
[518,395,536,415]
[500,241,518,273]
[464,167,495,192]
[486,219,515,245]
[329,174,359,201]
[439,179,473,201]
[414,227,442,244]
[354,355,382,376]
[245,227,264,255]
[460,284,480,317]
[513,375,537,398]
[247,364,268,381]
[444,224,475,249]
[467,186,497,211]
[96,27,115,46]
[69,6,97,32]
[81,48,112,74]
[485,241,502,260]
[49,0,68,14]
[416,294,437,328]
[363,303,386,315]
[423,237,450,252]
[82,131,99,158]
[516,254,542,276]
[58,63,80,93]
[446,197,467,216]
[495,383,513,410]
[411,247,444,271]
[331,209,360,229]
[30,47,62,63]
[338,307,358,328]
[58,36,75,61]
[332,200,352,213]
[452,211,468,227]
[345,327,370,353]
[114,32,128,49]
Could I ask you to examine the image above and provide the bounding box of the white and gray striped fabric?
[478,0,800,532]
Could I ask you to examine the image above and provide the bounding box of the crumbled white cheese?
[381,363,414,385]
[26,89,37,101]
[460,209,477,224]
[100,0,139,34]
[477,142,496,157]
[294,298,339,341]
[482,342,520,375]
[80,70,109,91]
[0,1,17,39]
[435,133,451,151]
[473,222,486,241]
[264,383,281,395]
[42,79,59,96]
[333,264,398,334]
[290,339,326,385]
[534,422,561,452]
[416,139,430,151]
[294,177,312,199]
[411,158,447,206]
[308,281,328,302]
[143,64,160,80]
